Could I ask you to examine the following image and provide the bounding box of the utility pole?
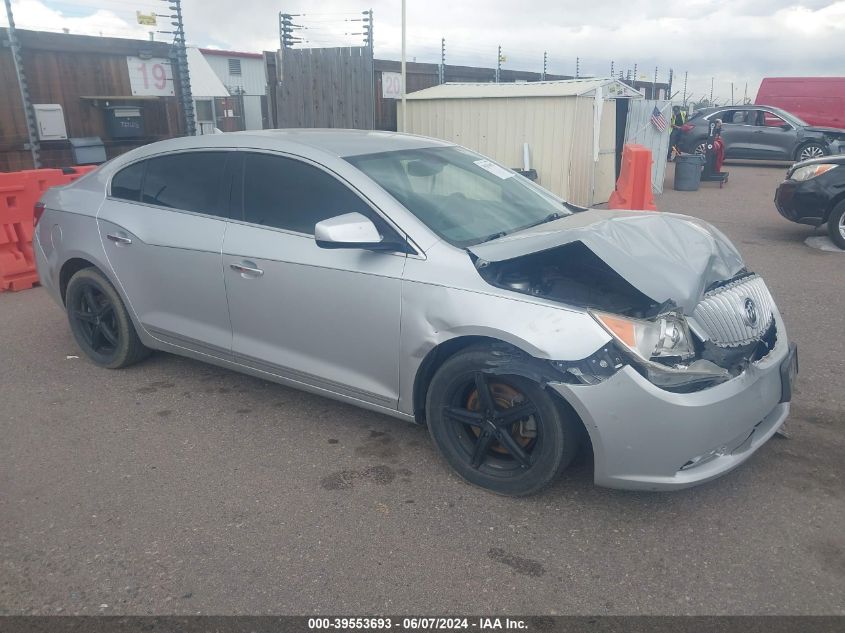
[496,45,502,83]
[575,56,580,79]
[731,82,734,105]
[362,9,373,49]
[633,63,638,85]
[541,51,547,81]
[683,71,688,105]
[4,0,41,168]
[710,77,714,104]
[161,0,195,136]
[668,68,673,100]
[279,13,295,49]
[610,60,614,78]
[439,37,445,84]
[653,66,658,99]
[364,9,374,129]
[400,0,406,132]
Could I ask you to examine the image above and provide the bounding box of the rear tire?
[65,268,151,369]
[425,345,579,496]
[827,200,845,250]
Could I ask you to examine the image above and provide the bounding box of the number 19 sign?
[127,57,175,96]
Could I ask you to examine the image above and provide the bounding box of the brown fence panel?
[274,47,374,129]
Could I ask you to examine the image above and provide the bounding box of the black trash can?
[674,154,705,191]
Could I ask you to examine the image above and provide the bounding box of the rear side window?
[141,152,228,215]
[111,161,145,201]
[240,153,372,234]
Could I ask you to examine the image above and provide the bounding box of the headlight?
[590,310,731,389]
[590,311,694,363]
[791,163,837,182]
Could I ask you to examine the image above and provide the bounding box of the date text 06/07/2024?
[306,617,529,630]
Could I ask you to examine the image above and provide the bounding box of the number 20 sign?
[127,57,175,96]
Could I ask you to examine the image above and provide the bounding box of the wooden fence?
[273,47,374,129]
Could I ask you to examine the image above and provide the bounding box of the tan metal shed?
[402,78,643,206]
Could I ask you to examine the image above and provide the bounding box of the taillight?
[34,201,46,226]
[680,123,694,132]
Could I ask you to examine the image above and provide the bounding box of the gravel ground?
[1,162,843,615]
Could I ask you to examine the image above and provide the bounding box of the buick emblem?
[742,298,758,327]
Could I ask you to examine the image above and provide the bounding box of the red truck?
[756,77,845,129]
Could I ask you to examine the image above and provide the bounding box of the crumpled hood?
[806,126,845,136]
[468,209,745,314]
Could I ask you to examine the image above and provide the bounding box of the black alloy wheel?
[65,268,150,368]
[70,283,119,355]
[444,376,539,471]
[426,346,579,496]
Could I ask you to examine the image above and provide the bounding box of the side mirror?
[314,212,409,252]
[780,123,791,131]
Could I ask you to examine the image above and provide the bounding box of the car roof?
[705,104,793,118]
[113,129,455,165]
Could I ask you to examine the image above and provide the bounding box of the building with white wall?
[200,48,266,131]
[186,47,267,133]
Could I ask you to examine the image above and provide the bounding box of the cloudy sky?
[3,0,843,104]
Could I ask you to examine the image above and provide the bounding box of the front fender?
[397,280,610,416]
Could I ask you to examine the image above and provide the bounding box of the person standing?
[668,105,687,160]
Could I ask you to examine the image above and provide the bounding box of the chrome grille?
[692,275,775,347]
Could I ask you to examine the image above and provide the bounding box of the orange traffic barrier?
[608,144,657,212]
[0,166,98,292]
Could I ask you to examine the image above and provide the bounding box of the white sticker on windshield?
[473,159,515,180]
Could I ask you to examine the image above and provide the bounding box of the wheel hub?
[466,382,535,454]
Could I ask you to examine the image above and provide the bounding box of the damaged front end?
[469,211,779,393]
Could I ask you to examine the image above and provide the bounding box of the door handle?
[106,233,132,245]
[230,261,264,278]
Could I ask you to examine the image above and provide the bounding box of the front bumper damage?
[774,178,830,226]
[549,316,792,491]
[465,210,796,491]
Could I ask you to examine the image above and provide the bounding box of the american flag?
[650,106,668,132]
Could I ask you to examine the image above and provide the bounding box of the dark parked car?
[678,105,845,162]
[775,154,845,249]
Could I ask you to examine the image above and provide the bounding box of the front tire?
[795,142,827,162]
[827,200,845,250]
[426,346,579,496]
[65,268,150,368]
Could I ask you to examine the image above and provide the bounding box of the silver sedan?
[34,130,797,495]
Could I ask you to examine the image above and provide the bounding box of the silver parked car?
[35,130,797,495]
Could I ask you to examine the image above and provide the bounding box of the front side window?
[347,146,569,247]
[763,112,789,128]
[720,110,740,124]
[141,152,228,215]
[111,161,145,201]
[240,153,372,234]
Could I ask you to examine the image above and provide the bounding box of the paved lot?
[1,163,843,615]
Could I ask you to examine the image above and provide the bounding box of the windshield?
[347,146,570,247]
[777,109,808,127]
